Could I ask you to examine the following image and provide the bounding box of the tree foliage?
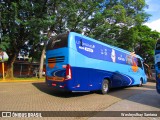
[117,25,160,63]
[0,0,159,78]
[0,0,54,78]
[132,26,160,63]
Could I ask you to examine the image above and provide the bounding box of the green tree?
[133,26,160,63]
[0,0,155,78]
[119,25,160,63]
[0,0,54,78]
[78,0,150,46]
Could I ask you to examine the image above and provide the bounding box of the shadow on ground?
[32,82,160,109]
[32,82,92,98]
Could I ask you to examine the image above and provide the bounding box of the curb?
[147,79,156,83]
[0,79,45,83]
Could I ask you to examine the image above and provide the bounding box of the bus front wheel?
[101,79,109,94]
[137,79,143,87]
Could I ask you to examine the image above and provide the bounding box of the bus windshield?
[46,33,68,50]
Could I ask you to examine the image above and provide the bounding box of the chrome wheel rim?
[103,81,108,92]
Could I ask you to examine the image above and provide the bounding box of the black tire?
[138,79,143,87]
[101,79,109,94]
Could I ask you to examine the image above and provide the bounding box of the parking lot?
[0,81,159,119]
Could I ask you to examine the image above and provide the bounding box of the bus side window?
[126,55,133,65]
[137,58,143,69]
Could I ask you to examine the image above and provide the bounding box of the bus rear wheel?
[101,79,109,94]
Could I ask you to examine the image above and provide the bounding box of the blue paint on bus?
[155,43,160,94]
[46,32,147,93]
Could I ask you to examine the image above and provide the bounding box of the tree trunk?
[38,30,52,78]
[39,45,46,78]
[6,53,18,79]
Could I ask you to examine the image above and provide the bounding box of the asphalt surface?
[89,83,160,120]
[0,81,159,120]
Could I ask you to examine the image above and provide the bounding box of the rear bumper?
[46,79,92,92]
[46,79,67,88]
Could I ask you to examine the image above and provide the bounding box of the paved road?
[89,82,160,120]
[0,81,159,120]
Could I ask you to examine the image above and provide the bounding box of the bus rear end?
[46,33,73,91]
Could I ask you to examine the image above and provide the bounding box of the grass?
[14,77,45,80]
[0,76,45,82]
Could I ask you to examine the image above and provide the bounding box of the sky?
[144,0,160,32]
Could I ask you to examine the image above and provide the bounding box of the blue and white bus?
[155,39,160,94]
[46,32,147,94]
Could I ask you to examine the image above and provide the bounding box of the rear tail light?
[65,64,72,80]
[52,83,56,86]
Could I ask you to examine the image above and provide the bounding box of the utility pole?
[0,51,5,80]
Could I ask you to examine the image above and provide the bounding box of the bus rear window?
[46,33,68,50]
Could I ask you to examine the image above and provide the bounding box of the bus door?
[136,58,147,84]
[138,59,147,79]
